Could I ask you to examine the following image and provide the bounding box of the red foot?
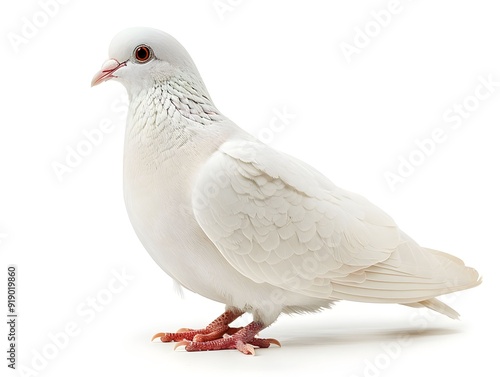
[174,321,281,355]
[152,310,243,343]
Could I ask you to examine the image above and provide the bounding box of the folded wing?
[192,140,480,308]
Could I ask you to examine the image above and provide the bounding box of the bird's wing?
[191,139,408,299]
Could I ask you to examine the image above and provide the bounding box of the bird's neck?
[125,75,225,151]
[122,75,236,214]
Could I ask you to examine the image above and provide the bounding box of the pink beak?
[91,59,127,87]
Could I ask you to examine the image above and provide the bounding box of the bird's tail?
[402,298,460,319]
[402,247,482,319]
[329,243,481,318]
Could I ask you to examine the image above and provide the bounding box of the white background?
[1,0,498,376]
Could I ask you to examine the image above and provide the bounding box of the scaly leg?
[175,321,281,355]
[152,309,243,343]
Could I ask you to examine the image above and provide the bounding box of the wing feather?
[192,140,480,303]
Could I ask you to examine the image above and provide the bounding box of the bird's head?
[91,27,203,96]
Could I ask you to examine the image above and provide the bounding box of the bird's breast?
[121,112,248,303]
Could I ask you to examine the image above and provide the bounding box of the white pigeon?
[91,27,481,355]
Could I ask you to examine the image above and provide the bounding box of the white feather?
[94,27,481,327]
[193,140,481,309]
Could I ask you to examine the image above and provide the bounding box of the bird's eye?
[134,45,152,63]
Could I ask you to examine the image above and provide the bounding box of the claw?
[176,328,192,333]
[268,338,282,347]
[151,332,165,342]
[174,341,189,351]
[236,341,255,356]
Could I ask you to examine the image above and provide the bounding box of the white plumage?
[91,27,481,354]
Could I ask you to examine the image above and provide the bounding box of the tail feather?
[403,298,460,320]
[329,241,482,314]
[401,248,481,319]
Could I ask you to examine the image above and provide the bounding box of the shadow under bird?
[91,27,481,355]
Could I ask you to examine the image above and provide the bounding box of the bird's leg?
[174,321,281,355]
[152,309,244,343]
